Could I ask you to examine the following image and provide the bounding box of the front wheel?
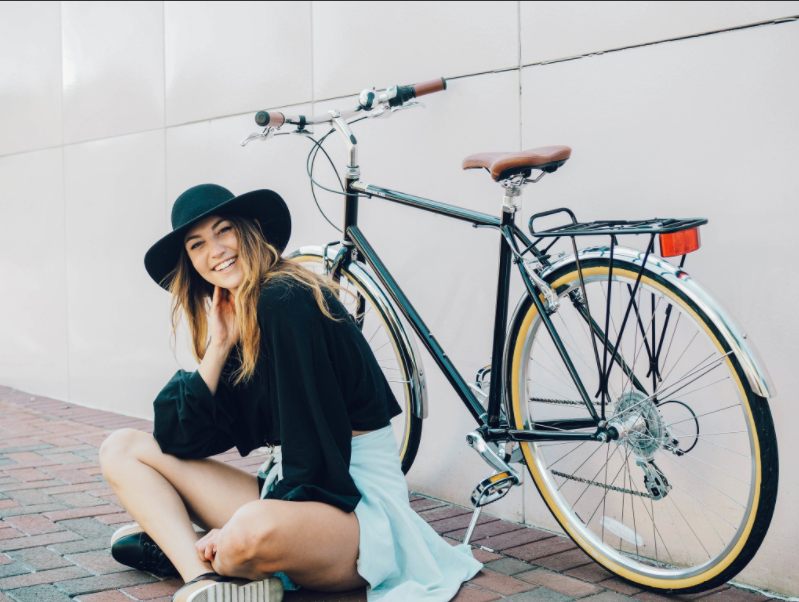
[288,246,425,474]
[505,256,778,593]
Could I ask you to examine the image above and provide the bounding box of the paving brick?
[2,452,53,467]
[40,452,87,465]
[51,492,109,508]
[485,557,535,576]
[533,549,594,572]
[468,569,538,596]
[451,584,503,601]
[503,588,574,602]
[86,488,115,498]
[66,550,131,575]
[42,470,97,485]
[8,547,74,570]
[47,537,111,555]
[44,483,108,495]
[418,505,472,522]
[0,481,65,494]
[472,547,504,563]
[505,536,579,562]
[4,514,63,535]
[701,588,770,602]
[42,505,122,522]
[0,562,33,578]
[0,527,24,541]
[0,530,81,552]
[599,578,644,596]
[2,469,52,482]
[0,565,89,589]
[96,512,133,525]
[429,513,499,535]
[410,498,449,512]
[0,500,20,510]
[565,563,616,584]
[55,570,158,595]
[3,583,74,602]
[121,578,183,599]
[471,527,556,551]
[633,586,731,602]
[35,437,80,448]
[0,504,68,519]
[447,519,528,542]
[0,553,11,565]
[75,591,133,602]
[581,592,638,602]
[6,489,55,506]
[517,569,602,598]
[58,518,116,539]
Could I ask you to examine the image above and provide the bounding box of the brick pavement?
[0,385,779,602]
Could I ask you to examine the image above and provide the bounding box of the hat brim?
[144,189,291,291]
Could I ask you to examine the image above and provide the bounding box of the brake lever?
[240,126,276,147]
[390,100,425,113]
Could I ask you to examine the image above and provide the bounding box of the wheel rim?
[289,254,415,462]
[513,265,759,586]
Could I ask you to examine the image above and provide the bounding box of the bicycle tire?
[504,256,778,593]
[289,247,425,475]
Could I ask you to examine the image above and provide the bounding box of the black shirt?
[152,276,403,513]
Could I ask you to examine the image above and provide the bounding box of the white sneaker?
[171,572,284,602]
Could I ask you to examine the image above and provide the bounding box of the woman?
[99,184,483,602]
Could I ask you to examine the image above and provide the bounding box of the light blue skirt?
[275,424,483,600]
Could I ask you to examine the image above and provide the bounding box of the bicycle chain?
[551,470,653,499]
[529,397,601,407]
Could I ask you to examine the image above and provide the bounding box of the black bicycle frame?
[339,180,603,444]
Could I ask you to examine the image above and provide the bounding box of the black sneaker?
[110,523,180,576]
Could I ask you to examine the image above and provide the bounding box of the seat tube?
[488,208,515,428]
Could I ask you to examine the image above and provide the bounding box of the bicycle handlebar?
[252,76,447,129]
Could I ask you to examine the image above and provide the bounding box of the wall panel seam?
[521,16,799,69]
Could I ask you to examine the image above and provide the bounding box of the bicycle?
[240,77,778,594]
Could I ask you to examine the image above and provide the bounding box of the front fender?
[532,246,775,398]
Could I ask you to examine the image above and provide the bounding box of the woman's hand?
[209,286,239,351]
[196,528,221,563]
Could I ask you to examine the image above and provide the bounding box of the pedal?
[463,471,519,545]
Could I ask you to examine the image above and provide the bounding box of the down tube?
[346,226,487,425]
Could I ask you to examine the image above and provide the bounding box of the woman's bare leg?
[211,499,367,592]
[99,428,260,582]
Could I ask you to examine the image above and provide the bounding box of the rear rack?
[529,208,707,238]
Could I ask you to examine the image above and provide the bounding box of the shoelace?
[141,538,176,574]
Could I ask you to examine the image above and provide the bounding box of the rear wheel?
[505,258,778,593]
[289,248,424,474]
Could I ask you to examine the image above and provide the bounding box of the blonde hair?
[165,214,353,387]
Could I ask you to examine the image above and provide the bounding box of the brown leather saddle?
[462,146,572,181]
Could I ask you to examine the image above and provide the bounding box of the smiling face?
[183,214,243,294]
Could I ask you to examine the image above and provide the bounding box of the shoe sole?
[110,523,206,546]
[182,578,284,602]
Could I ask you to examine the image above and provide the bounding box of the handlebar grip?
[254,111,285,127]
[413,77,447,97]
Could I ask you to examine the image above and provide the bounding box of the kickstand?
[463,504,484,546]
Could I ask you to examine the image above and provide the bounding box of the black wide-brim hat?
[144,183,291,290]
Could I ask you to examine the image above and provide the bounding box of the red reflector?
[659,228,701,257]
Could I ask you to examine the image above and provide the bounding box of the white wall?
[1,1,797,594]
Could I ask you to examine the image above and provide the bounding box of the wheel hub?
[609,390,665,461]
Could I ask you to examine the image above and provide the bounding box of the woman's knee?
[215,501,285,575]
[99,428,158,474]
